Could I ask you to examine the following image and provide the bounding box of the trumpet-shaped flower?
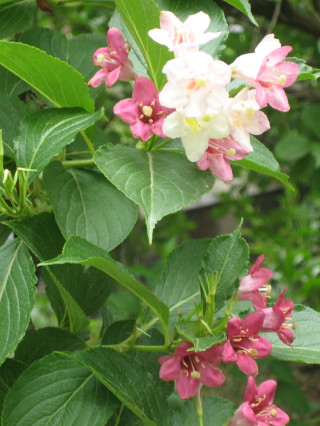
[229,376,290,425]
[113,77,174,141]
[160,52,231,117]
[222,311,272,376]
[236,255,273,309]
[231,34,299,111]
[197,136,249,182]
[148,11,221,56]
[159,341,225,400]
[229,88,270,152]
[88,28,136,88]
[163,109,231,162]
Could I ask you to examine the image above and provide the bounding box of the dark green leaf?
[275,132,311,161]
[0,41,94,112]
[175,321,225,351]
[15,108,103,183]
[2,353,117,426]
[289,57,320,81]
[233,136,295,191]
[221,0,257,26]
[62,348,169,426]
[102,319,135,344]
[43,162,137,251]
[0,359,25,414]
[0,238,36,366]
[0,1,36,38]
[94,144,215,242]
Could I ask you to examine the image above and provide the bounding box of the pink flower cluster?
[158,255,294,425]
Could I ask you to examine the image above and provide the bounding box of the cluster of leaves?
[0,0,319,425]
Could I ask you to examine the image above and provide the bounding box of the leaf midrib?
[0,240,23,303]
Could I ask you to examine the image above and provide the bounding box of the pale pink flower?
[148,11,221,56]
[113,77,174,141]
[158,341,225,400]
[197,136,249,182]
[260,288,295,346]
[229,376,290,425]
[222,311,272,376]
[236,255,273,310]
[229,88,270,152]
[88,28,136,88]
[231,34,299,111]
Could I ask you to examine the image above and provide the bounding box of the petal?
[130,120,154,141]
[88,69,108,88]
[198,364,225,387]
[262,307,285,331]
[222,341,237,363]
[270,407,290,425]
[174,341,194,357]
[133,77,158,104]
[278,327,294,346]
[256,379,277,408]
[148,28,173,49]
[159,82,189,109]
[244,376,258,402]
[277,61,299,87]
[106,66,121,88]
[255,84,268,109]
[266,86,290,112]
[151,118,166,138]
[176,373,199,400]
[242,311,265,335]
[226,317,242,339]
[255,34,281,56]
[236,353,258,376]
[229,402,257,426]
[159,357,181,381]
[184,11,210,35]
[181,128,209,162]
[263,46,292,66]
[252,336,273,358]
[113,99,139,123]
[107,28,125,52]
[162,111,187,139]
[207,155,234,182]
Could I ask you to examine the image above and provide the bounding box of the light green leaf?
[202,224,249,312]
[0,41,94,112]
[0,238,37,366]
[43,162,137,251]
[176,321,225,351]
[265,305,320,364]
[40,236,169,335]
[2,353,117,426]
[221,0,257,26]
[275,132,311,161]
[61,348,169,426]
[15,108,103,183]
[157,0,229,57]
[114,0,173,90]
[0,1,36,38]
[289,57,320,81]
[233,136,295,191]
[94,144,215,243]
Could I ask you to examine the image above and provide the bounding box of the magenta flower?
[229,376,290,425]
[197,136,249,182]
[158,341,225,400]
[236,255,273,309]
[114,77,174,141]
[222,311,272,376]
[260,288,295,346]
[88,28,136,88]
[255,47,299,111]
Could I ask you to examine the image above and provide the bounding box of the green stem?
[114,404,124,426]
[195,389,204,426]
[0,194,13,215]
[151,138,173,151]
[62,159,95,168]
[101,344,167,352]
[80,130,95,156]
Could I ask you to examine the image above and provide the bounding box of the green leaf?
[2,353,117,426]
[301,104,320,139]
[202,224,249,312]
[15,108,103,183]
[275,132,311,161]
[0,67,29,97]
[289,57,320,81]
[0,1,36,38]
[0,41,94,112]
[40,236,169,336]
[233,136,295,191]
[14,327,85,366]
[4,213,89,333]
[175,321,225,351]
[101,319,135,344]
[114,0,173,90]
[61,348,169,426]
[172,396,234,426]
[156,0,229,57]
[221,0,258,26]
[0,359,26,414]
[43,162,137,251]
[0,238,37,366]
[94,144,215,243]
[0,94,27,158]
[264,305,320,364]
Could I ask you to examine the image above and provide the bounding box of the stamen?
[142,105,153,117]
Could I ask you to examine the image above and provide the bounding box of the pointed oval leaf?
[15,107,103,183]
[0,238,37,366]
[61,348,169,426]
[221,0,257,26]
[0,41,94,112]
[2,353,117,426]
[43,162,137,251]
[94,144,215,242]
[0,359,26,413]
[0,1,36,38]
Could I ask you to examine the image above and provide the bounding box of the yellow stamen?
[142,105,153,117]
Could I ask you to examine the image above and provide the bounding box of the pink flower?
[236,255,273,309]
[222,311,272,376]
[197,136,249,182]
[158,341,225,400]
[113,77,174,141]
[260,288,295,346]
[88,28,136,88]
[148,11,221,56]
[229,376,290,425]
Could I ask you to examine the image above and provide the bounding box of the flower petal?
[176,373,199,400]
[198,364,225,387]
[113,99,139,123]
[159,357,181,381]
[236,353,258,376]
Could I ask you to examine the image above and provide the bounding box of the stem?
[151,138,173,151]
[0,194,13,215]
[194,389,204,426]
[114,404,124,426]
[80,130,95,156]
[101,344,167,352]
[62,159,95,168]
